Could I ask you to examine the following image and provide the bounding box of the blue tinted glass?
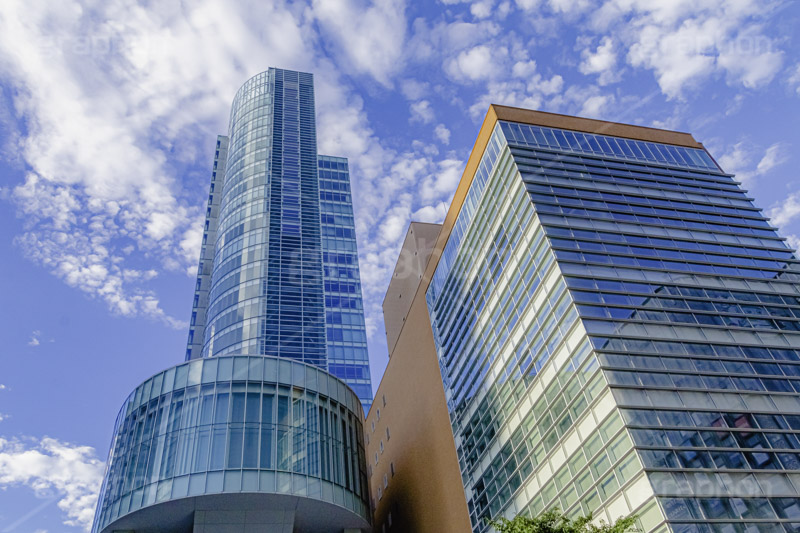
[617,138,636,158]
[531,126,548,145]
[552,129,569,148]
[564,131,581,150]
[587,135,603,152]
[537,127,555,146]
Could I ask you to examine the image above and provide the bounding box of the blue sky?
[1,0,799,531]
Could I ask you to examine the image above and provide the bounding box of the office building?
[91,68,372,533]
[369,105,800,533]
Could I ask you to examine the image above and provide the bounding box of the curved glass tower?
[92,68,372,533]
[189,68,372,411]
[204,70,327,364]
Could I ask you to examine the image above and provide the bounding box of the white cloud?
[548,0,592,15]
[592,0,785,99]
[412,139,440,157]
[2,0,403,330]
[400,79,429,100]
[0,413,8,422]
[769,194,800,229]
[626,17,717,99]
[717,141,789,186]
[725,93,745,116]
[580,94,614,118]
[467,73,564,120]
[0,0,256,327]
[28,330,41,346]
[413,201,449,223]
[379,204,413,244]
[579,36,619,85]
[514,0,542,11]
[437,0,502,20]
[311,0,407,86]
[471,0,494,19]
[434,123,451,145]
[0,437,105,531]
[717,24,783,89]
[0,384,7,390]
[789,63,800,95]
[756,143,790,175]
[420,158,463,202]
[511,59,538,79]
[410,99,435,123]
[445,44,502,82]
[406,17,503,68]
[717,142,754,182]
[785,234,800,252]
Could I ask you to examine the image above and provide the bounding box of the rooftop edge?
[492,104,703,149]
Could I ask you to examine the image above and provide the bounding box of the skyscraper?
[186,69,372,412]
[368,105,800,533]
[92,68,372,533]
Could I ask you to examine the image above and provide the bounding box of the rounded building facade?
[203,69,327,365]
[92,355,370,533]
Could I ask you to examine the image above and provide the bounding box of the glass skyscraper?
[92,68,372,533]
[185,68,372,412]
[425,108,800,533]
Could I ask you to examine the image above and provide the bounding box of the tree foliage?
[488,508,638,533]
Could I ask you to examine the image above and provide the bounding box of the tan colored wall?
[367,219,471,533]
[382,222,442,356]
[367,271,473,533]
[364,105,704,533]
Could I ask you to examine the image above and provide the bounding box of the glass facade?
[186,135,228,360]
[426,120,800,533]
[188,68,371,411]
[319,155,373,412]
[92,68,373,533]
[92,356,369,533]
[203,69,326,364]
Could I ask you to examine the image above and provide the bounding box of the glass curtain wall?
[93,356,369,533]
[319,155,373,411]
[427,121,800,533]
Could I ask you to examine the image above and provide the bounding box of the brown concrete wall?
[367,275,473,533]
[382,222,442,356]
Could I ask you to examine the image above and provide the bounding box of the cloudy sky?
[1,0,799,530]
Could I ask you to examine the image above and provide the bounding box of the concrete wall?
[367,221,471,533]
[382,222,441,356]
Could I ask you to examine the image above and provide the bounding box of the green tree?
[488,508,637,533]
